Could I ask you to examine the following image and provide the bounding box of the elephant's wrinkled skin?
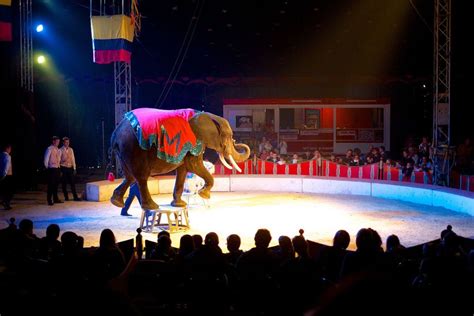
[110,111,250,210]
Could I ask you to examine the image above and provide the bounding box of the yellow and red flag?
[0,0,12,42]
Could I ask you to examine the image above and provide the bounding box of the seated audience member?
[303,151,312,161]
[342,149,353,165]
[259,149,270,161]
[379,145,389,162]
[279,233,322,313]
[291,154,300,164]
[419,156,433,172]
[90,229,126,284]
[273,235,295,264]
[11,219,40,264]
[267,151,279,163]
[329,154,337,162]
[150,234,174,261]
[340,228,386,278]
[237,228,278,280]
[402,162,414,179]
[176,234,195,261]
[385,234,406,268]
[400,150,414,168]
[350,154,361,166]
[370,147,381,163]
[192,234,203,249]
[39,223,62,261]
[277,156,287,165]
[311,150,322,161]
[320,230,351,282]
[224,234,243,266]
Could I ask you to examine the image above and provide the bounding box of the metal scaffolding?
[433,0,451,147]
[432,0,453,186]
[114,61,132,126]
[19,0,33,92]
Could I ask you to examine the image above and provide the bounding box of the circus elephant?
[110,108,250,210]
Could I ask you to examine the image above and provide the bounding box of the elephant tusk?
[228,155,242,173]
[219,153,233,170]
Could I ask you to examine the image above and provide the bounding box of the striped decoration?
[90,15,134,64]
[0,0,12,42]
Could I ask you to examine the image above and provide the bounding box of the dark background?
[0,0,471,188]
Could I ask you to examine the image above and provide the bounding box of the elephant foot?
[111,195,125,208]
[171,199,187,207]
[141,199,159,210]
[198,188,211,199]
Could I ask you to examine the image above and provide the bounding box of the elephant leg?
[187,158,214,200]
[111,175,133,208]
[137,178,159,210]
[171,165,188,207]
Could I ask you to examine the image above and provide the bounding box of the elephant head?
[189,112,250,172]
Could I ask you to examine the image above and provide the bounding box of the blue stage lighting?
[36,24,44,32]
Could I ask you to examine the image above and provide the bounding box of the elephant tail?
[105,129,119,177]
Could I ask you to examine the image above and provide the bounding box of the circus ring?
[81,174,474,251]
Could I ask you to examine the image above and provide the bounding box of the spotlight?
[36,24,44,32]
[37,55,46,64]
[422,84,426,88]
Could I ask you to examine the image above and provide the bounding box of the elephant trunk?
[230,143,251,163]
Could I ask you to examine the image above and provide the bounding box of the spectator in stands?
[403,162,414,179]
[379,145,389,162]
[400,150,415,168]
[267,151,279,163]
[320,230,350,282]
[278,139,288,155]
[224,234,243,266]
[342,149,353,165]
[418,137,431,157]
[259,149,270,161]
[291,154,300,164]
[303,151,312,161]
[258,137,267,154]
[277,156,287,165]
[370,147,381,163]
[90,228,126,284]
[329,154,337,162]
[264,140,273,152]
[418,156,433,172]
[273,235,295,264]
[350,154,361,166]
[365,155,374,165]
[408,146,419,166]
[39,223,61,261]
[311,150,322,161]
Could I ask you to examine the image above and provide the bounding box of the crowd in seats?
[1,218,473,315]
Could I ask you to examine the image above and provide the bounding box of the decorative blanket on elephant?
[125,108,203,164]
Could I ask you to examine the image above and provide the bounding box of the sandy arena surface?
[1,191,473,251]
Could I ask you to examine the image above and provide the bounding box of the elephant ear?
[209,117,222,135]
